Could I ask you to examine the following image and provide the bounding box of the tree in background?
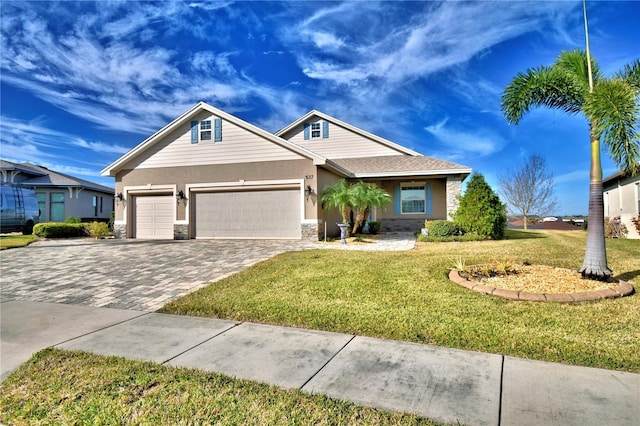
[454,173,507,239]
[501,50,639,280]
[498,154,558,230]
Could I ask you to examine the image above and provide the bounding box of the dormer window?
[303,120,329,140]
[200,120,212,141]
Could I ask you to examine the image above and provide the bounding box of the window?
[303,121,329,140]
[311,122,321,138]
[36,193,45,219]
[200,120,212,141]
[395,184,432,215]
[93,196,98,216]
[50,192,65,222]
[191,118,221,143]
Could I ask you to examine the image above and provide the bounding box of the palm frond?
[554,49,602,89]
[501,65,583,124]
[585,79,640,175]
[615,58,640,92]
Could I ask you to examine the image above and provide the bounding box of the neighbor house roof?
[275,110,422,157]
[101,102,327,177]
[1,160,114,193]
[602,162,640,187]
[328,155,472,178]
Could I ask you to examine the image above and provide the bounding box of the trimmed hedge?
[424,220,458,237]
[33,222,87,238]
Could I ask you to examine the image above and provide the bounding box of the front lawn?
[0,349,436,425]
[0,234,37,250]
[161,230,640,372]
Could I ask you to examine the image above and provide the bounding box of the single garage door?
[195,188,301,239]
[135,195,174,239]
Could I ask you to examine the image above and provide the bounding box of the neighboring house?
[1,160,115,223]
[101,102,471,240]
[603,166,640,239]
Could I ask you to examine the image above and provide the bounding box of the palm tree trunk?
[578,128,612,280]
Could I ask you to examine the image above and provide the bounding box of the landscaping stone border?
[448,269,635,303]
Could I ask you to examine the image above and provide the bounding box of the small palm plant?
[321,179,353,225]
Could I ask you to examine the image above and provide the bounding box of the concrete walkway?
[1,300,638,426]
[1,235,639,425]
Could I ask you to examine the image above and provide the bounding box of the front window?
[50,192,65,222]
[200,120,212,141]
[401,185,426,214]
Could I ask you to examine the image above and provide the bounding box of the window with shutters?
[395,183,432,215]
[191,118,222,143]
[304,120,329,140]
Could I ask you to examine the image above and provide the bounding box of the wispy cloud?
[424,118,507,161]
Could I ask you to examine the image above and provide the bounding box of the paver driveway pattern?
[0,238,314,311]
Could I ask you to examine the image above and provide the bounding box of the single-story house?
[1,159,114,223]
[603,165,640,239]
[101,102,471,240]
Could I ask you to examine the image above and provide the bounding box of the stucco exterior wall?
[604,173,640,239]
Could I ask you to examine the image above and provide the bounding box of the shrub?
[631,214,640,234]
[33,222,87,238]
[86,221,111,238]
[605,216,628,238]
[368,221,381,234]
[64,217,81,224]
[424,220,457,237]
[453,173,507,240]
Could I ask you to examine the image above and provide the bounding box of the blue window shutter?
[425,184,432,214]
[303,123,310,140]
[214,118,222,142]
[394,185,401,215]
[190,121,198,144]
[322,121,329,138]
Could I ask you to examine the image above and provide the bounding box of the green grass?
[0,349,438,425]
[0,234,37,250]
[161,230,640,373]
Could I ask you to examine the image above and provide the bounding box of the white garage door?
[195,189,301,239]
[135,195,174,239]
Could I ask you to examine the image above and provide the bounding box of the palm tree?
[501,50,639,280]
[349,181,392,234]
[321,179,353,225]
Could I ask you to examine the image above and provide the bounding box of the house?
[603,166,640,239]
[1,160,114,223]
[101,102,471,240]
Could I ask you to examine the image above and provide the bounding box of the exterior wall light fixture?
[177,190,186,204]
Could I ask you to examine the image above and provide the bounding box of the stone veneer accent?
[113,223,127,239]
[302,223,320,241]
[381,218,424,232]
[174,224,189,240]
[446,176,463,220]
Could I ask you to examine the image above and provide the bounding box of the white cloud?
[424,118,506,159]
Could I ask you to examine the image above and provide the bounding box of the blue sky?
[1,1,638,215]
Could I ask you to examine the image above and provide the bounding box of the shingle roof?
[1,160,114,193]
[329,155,471,178]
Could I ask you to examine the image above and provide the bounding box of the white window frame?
[310,122,321,138]
[200,120,212,141]
[400,183,426,214]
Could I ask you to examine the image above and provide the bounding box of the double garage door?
[134,188,301,239]
[194,188,301,239]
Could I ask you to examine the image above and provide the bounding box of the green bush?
[453,173,507,240]
[33,222,87,238]
[424,220,457,237]
[368,221,381,234]
[86,221,111,238]
[64,217,82,224]
[416,233,485,243]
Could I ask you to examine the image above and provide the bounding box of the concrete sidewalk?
[2,300,638,426]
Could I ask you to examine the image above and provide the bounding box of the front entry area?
[194,188,301,239]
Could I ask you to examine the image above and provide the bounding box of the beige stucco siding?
[282,121,406,159]
[114,159,318,222]
[121,112,304,171]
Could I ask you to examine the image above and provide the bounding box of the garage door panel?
[135,196,174,239]
[196,189,300,239]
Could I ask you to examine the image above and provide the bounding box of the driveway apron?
[0,238,313,312]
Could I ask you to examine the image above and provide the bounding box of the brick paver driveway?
[1,238,314,312]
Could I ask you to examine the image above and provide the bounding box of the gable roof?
[328,155,471,178]
[275,110,422,157]
[101,102,327,177]
[1,159,114,193]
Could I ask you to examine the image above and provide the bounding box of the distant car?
[0,183,40,234]
[542,216,558,222]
